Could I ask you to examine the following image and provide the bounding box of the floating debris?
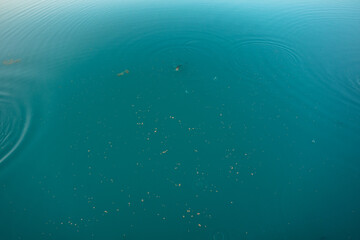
[175,65,182,71]
[160,149,168,155]
[117,69,130,76]
[2,59,21,65]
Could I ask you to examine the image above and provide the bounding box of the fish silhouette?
[175,65,182,71]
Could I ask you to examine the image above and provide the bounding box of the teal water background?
[1,0,360,239]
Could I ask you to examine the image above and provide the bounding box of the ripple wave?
[0,91,31,165]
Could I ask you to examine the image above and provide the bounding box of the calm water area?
[1,0,360,239]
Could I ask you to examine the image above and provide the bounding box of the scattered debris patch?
[117,69,130,77]
[2,59,21,65]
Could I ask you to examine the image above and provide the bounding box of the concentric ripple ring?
[0,91,31,164]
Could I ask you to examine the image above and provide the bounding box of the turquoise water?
[1,0,360,239]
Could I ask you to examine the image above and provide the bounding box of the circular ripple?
[0,92,31,164]
[229,32,360,134]
[228,36,304,87]
[0,0,98,72]
[118,30,229,69]
[267,1,360,39]
[212,231,226,240]
[112,7,232,75]
[261,1,360,114]
[310,63,360,110]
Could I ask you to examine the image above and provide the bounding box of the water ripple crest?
[0,91,31,165]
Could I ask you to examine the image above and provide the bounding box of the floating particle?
[117,69,130,77]
[160,150,168,155]
[2,59,21,65]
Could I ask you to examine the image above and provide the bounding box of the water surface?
[1,0,360,239]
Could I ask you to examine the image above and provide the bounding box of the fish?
[117,69,130,77]
[2,59,21,65]
[175,65,182,71]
